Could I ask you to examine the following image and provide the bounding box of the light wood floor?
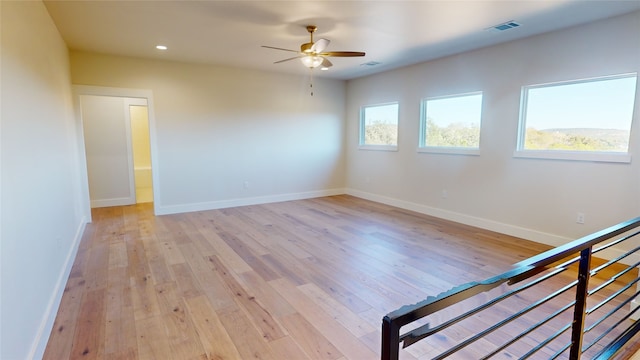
[43,195,639,359]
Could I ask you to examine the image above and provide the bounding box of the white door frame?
[73,85,160,221]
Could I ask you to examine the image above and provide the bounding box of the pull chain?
[309,68,314,96]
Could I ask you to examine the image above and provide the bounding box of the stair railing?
[381,217,640,359]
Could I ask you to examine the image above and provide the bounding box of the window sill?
[358,145,398,152]
[513,150,631,163]
[417,147,480,156]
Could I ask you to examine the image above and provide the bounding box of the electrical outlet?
[576,212,585,224]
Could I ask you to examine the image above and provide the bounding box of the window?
[419,92,483,155]
[516,73,637,162]
[359,102,399,150]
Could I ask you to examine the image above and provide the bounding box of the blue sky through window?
[524,75,637,131]
[426,93,483,127]
[364,103,398,125]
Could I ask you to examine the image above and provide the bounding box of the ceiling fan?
[262,25,365,70]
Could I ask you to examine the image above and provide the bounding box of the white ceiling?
[43,1,640,80]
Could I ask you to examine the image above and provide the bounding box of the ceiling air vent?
[488,21,521,32]
[361,61,382,67]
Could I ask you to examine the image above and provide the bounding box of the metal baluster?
[569,247,593,360]
[381,316,400,360]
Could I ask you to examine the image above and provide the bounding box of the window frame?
[358,101,400,151]
[418,91,483,156]
[515,73,637,163]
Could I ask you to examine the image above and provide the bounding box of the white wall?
[1,1,87,359]
[70,53,347,215]
[345,11,640,254]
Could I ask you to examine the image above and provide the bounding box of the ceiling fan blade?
[311,38,330,53]
[321,58,333,68]
[321,51,366,57]
[274,56,301,64]
[262,45,299,53]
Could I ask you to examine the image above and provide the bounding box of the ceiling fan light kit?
[300,55,323,68]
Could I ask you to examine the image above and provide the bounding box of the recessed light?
[156,45,168,50]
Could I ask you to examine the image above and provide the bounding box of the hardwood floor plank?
[218,231,281,281]
[198,258,237,311]
[279,312,344,360]
[42,277,86,360]
[177,242,211,275]
[239,270,297,318]
[184,295,243,360]
[269,278,379,360]
[199,229,254,274]
[135,315,172,360]
[104,266,137,358]
[297,282,377,338]
[171,262,205,299]
[300,256,375,314]
[160,308,208,359]
[216,306,278,360]
[209,255,288,342]
[269,336,314,360]
[177,215,219,257]
[83,243,109,291]
[130,271,162,321]
[260,252,308,286]
[69,288,106,359]
[153,283,219,359]
[142,234,174,284]
[107,242,128,269]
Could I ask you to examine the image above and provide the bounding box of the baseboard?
[345,188,640,265]
[346,188,570,245]
[28,216,88,359]
[91,197,134,208]
[156,188,347,215]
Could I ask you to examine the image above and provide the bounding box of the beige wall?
[1,1,86,358]
[70,52,347,214]
[345,11,640,258]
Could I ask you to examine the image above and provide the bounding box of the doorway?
[74,86,159,220]
[129,104,153,203]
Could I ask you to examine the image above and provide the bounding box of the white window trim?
[358,101,399,151]
[358,144,399,152]
[516,73,637,163]
[417,147,480,156]
[513,149,631,163]
[418,91,483,155]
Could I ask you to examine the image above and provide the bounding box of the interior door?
[81,95,136,208]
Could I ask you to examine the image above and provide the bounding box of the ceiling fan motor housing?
[301,42,313,53]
